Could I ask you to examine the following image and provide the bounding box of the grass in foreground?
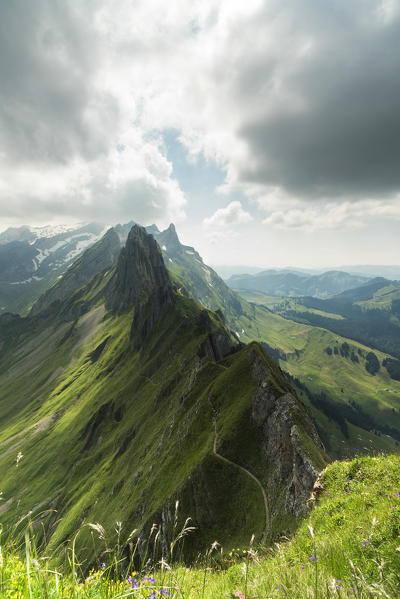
[1,454,399,598]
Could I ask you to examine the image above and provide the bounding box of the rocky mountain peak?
[156,222,182,254]
[105,226,174,346]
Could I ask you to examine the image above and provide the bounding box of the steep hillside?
[230,298,400,458]
[152,224,247,328]
[0,226,326,565]
[227,269,370,298]
[1,454,399,598]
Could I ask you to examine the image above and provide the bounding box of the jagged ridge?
[0,225,327,566]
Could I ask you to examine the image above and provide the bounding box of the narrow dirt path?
[212,418,270,544]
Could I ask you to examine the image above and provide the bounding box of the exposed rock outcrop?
[249,347,325,515]
[196,309,235,361]
[105,225,175,348]
[155,223,182,254]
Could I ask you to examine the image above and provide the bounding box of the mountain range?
[0,223,106,314]
[0,224,326,565]
[227,269,372,298]
[1,218,400,568]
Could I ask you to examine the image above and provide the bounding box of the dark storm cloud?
[234,0,400,199]
[0,0,118,166]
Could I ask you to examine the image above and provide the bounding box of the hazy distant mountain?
[210,265,267,279]
[335,265,400,280]
[216,266,324,279]
[0,223,105,313]
[227,269,370,298]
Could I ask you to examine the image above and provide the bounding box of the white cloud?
[263,198,400,231]
[203,201,253,229]
[0,129,186,227]
[0,0,190,227]
[1,0,400,233]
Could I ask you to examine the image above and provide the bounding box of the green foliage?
[1,454,399,598]
[365,352,380,375]
[233,301,400,458]
[383,357,400,381]
[340,342,350,357]
[0,284,324,566]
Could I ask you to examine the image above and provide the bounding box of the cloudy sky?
[1,0,399,268]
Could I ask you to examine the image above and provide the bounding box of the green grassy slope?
[1,453,399,598]
[232,299,400,458]
[135,235,400,462]
[268,280,400,358]
[0,263,325,567]
[156,246,400,460]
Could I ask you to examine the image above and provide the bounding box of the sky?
[0,0,400,268]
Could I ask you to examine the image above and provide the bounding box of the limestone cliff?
[105,225,175,348]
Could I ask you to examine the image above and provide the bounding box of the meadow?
[234,301,400,458]
[1,453,399,598]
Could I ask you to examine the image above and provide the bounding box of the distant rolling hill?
[261,278,400,359]
[227,269,370,298]
[232,296,400,458]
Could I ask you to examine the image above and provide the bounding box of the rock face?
[106,225,175,347]
[150,224,244,326]
[249,347,324,515]
[31,228,121,316]
[196,309,236,361]
[156,223,182,254]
